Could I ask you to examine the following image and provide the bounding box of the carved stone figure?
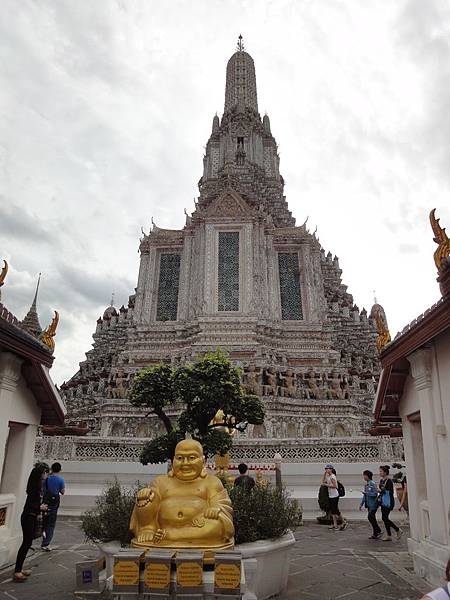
[115,368,127,398]
[263,367,278,396]
[328,371,344,400]
[243,365,261,395]
[279,369,296,398]
[305,369,324,400]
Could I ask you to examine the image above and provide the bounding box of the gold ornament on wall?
[430,208,450,274]
[40,310,59,354]
[0,260,8,301]
[370,304,391,354]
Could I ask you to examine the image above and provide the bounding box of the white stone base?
[239,531,296,600]
[99,534,293,600]
[408,537,450,587]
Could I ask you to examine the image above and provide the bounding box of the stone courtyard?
[0,518,430,600]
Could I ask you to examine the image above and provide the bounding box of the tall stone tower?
[61,40,382,458]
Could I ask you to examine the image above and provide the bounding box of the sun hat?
[325,464,334,469]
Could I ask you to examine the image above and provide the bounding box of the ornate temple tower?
[61,40,382,452]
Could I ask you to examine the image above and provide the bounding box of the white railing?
[34,435,402,464]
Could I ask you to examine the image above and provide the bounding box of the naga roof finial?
[370,303,391,353]
[0,260,8,300]
[40,310,59,354]
[430,208,450,274]
[0,260,8,286]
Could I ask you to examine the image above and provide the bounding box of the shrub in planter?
[81,478,301,549]
[230,484,302,545]
[81,479,136,546]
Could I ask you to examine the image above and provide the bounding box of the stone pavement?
[278,522,430,600]
[0,518,432,600]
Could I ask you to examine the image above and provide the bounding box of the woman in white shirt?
[322,464,348,531]
[420,558,450,599]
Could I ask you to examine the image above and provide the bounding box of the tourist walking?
[13,463,49,582]
[41,462,65,551]
[323,464,347,531]
[234,463,255,492]
[378,465,402,541]
[419,557,450,599]
[359,469,382,539]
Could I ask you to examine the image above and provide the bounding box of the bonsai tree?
[128,349,265,464]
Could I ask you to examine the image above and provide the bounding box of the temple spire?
[21,273,43,338]
[224,36,258,113]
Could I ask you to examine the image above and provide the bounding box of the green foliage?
[128,349,265,462]
[140,430,184,465]
[128,364,175,432]
[81,479,135,546]
[230,484,303,545]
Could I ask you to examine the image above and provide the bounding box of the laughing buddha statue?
[130,439,235,549]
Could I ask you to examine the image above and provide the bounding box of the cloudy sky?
[1,0,449,385]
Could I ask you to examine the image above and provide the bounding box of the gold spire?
[0,260,8,301]
[430,208,450,274]
[40,310,59,354]
[370,303,391,353]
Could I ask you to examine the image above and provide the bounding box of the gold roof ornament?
[430,208,450,274]
[40,310,59,354]
[370,303,391,353]
[0,260,8,301]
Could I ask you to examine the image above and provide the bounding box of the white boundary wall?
[51,459,404,522]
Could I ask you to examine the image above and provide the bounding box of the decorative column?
[0,352,22,477]
[407,346,448,546]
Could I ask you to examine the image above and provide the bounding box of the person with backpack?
[322,464,348,531]
[378,465,402,541]
[41,462,65,552]
[13,463,49,582]
[359,469,382,539]
[419,557,450,599]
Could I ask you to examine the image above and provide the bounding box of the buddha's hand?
[204,507,221,520]
[153,529,166,544]
[136,488,155,507]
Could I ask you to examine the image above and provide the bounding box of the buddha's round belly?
[159,496,207,527]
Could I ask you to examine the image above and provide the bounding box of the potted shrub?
[81,479,135,581]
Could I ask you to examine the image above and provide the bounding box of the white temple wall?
[400,339,450,586]
[0,352,42,568]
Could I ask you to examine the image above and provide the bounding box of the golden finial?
[40,310,59,354]
[0,260,8,301]
[430,208,450,274]
[370,303,391,353]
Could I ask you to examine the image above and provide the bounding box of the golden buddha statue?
[130,439,234,550]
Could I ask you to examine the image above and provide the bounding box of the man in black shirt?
[234,463,255,491]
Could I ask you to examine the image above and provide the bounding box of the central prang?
[130,439,234,550]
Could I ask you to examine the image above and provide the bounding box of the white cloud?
[1,0,449,384]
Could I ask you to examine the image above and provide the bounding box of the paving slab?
[0,518,433,600]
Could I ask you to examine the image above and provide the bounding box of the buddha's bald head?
[175,439,203,456]
[172,439,205,481]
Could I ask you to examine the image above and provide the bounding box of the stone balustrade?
[34,435,402,464]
